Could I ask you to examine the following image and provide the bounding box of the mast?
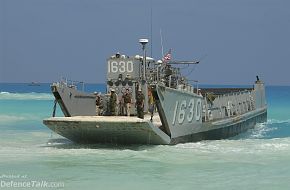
[139,39,149,112]
[139,39,149,80]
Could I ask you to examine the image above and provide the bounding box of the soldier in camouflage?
[122,89,132,116]
[148,89,155,122]
[136,89,145,119]
[109,89,117,116]
[95,92,102,116]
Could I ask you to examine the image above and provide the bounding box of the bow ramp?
[43,114,171,145]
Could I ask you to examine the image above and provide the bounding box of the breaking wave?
[172,118,290,154]
[226,118,290,140]
[246,122,276,139]
[267,118,290,124]
[0,92,53,100]
[0,114,44,124]
[173,138,290,155]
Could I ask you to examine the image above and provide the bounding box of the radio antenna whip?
[150,0,153,57]
[160,29,164,57]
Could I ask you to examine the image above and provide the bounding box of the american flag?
[162,49,172,62]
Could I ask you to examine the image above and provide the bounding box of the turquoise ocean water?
[0,83,290,190]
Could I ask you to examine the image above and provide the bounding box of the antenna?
[139,39,149,48]
[139,39,149,80]
[160,29,164,57]
[150,0,153,57]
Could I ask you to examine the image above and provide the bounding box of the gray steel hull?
[43,108,266,145]
[170,109,267,144]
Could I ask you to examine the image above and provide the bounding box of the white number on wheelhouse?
[108,61,134,73]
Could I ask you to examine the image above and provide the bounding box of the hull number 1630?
[108,61,134,73]
[172,98,202,125]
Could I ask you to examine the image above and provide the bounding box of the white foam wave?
[267,118,290,124]
[248,122,277,138]
[0,92,53,100]
[174,138,290,154]
[0,114,42,123]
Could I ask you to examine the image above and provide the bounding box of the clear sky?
[0,0,289,85]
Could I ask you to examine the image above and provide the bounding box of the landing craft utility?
[43,39,267,145]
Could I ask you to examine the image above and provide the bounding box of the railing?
[59,77,85,91]
[147,70,199,94]
[203,89,256,121]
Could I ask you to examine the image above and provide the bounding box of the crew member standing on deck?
[136,89,145,119]
[148,89,155,122]
[95,92,101,116]
[122,89,132,116]
[109,89,117,116]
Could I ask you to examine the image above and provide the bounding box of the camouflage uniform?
[148,91,155,121]
[122,91,132,116]
[109,92,117,116]
[136,91,145,119]
[96,95,101,115]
